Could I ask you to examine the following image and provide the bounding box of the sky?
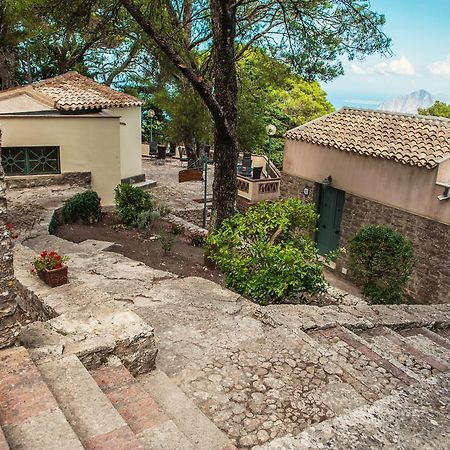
[325,0,450,109]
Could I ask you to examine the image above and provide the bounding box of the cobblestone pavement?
[143,158,214,210]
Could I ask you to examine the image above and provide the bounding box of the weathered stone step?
[360,327,448,378]
[400,327,450,352]
[0,347,84,450]
[91,363,196,450]
[0,427,9,450]
[138,369,235,450]
[38,355,143,449]
[400,329,450,367]
[310,326,418,402]
[259,372,450,450]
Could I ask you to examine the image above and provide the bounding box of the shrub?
[114,184,154,227]
[62,191,102,224]
[160,235,174,254]
[134,210,160,229]
[206,199,327,305]
[189,231,206,247]
[169,223,184,235]
[348,225,415,304]
[157,204,171,217]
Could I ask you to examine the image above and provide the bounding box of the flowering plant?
[7,223,19,240]
[33,251,69,272]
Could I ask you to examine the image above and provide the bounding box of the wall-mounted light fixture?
[321,175,332,189]
[437,183,450,201]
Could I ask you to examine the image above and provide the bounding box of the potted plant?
[33,250,69,288]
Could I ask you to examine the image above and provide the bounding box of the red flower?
[41,251,47,257]
[55,263,62,269]
[49,251,56,257]
[56,255,61,260]
[7,223,14,230]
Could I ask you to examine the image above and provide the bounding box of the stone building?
[0,71,143,204]
[282,107,450,304]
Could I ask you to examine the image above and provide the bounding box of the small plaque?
[303,186,310,197]
[179,169,203,183]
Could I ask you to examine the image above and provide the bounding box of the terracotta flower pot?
[37,265,68,288]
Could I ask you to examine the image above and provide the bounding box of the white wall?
[108,106,142,180]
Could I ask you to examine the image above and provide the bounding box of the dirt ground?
[55,212,225,286]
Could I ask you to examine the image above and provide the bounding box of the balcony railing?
[237,155,281,203]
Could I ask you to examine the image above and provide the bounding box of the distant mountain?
[378,90,434,114]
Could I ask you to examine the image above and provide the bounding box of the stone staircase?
[0,346,233,450]
[3,232,450,449]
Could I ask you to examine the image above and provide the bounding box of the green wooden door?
[316,186,345,255]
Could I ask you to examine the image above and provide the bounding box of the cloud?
[350,56,415,76]
[375,56,415,75]
[430,55,450,76]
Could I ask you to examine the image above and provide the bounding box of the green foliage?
[157,203,171,218]
[48,211,59,235]
[419,101,450,118]
[159,235,174,254]
[169,223,184,235]
[237,48,334,165]
[62,191,102,224]
[348,225,415,304]
[134,210,160,229]
[114,184,154,227]
[206,199,327,304]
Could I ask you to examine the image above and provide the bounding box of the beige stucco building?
[0,72,143,205]
[282,108,450,304]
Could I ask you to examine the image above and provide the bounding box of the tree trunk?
[210,0,239,229]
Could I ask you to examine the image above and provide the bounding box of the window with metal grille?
[1,146,60,176]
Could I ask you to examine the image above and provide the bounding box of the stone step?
[38,355,143,449]
[91,363,197,450]
[310,326,419,402]
[24,233,82,255]
[400,329,450,367]
[259,372,450,450]
[138,369,235,450]
[0,427,9,450]
[400,327,450,352]
[360,327,449,378]
[133,180,157,190]
[0,347,84,450]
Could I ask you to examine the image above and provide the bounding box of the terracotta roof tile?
[285,107,450,169]
[2,71,142,111]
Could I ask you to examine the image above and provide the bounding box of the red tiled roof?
[1,72,142,111]
[285,108,450,169]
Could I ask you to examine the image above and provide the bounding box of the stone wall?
[0,132,19,348]
[281,172,450,305]
[280,172,320,205]
[6,172,91,190]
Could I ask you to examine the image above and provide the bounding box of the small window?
[1,146,60,176]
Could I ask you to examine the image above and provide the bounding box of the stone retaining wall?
[281,172,450,304]
[6,172,91,190]
[171,207,210,229]
[0,132,19,348]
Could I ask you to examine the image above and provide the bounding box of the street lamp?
[266,124,276,175]
[148,109,155,144]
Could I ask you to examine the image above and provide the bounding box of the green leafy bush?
[206,199,327,304]
[114,184,154,227]
[348,225,415,304]
[160,235,174,254]
[134,210,160,229]
[62,191,102,224]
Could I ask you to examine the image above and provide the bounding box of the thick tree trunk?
[210,0,239,229]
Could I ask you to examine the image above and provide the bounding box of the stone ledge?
[6,172,91,190]
[13,244,158,375]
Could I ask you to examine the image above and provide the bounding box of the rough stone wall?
[280,172,450,305]
[6,172,91,190]
[338,194,450,305]
[0,132,19,348]
[280,172,320,205]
